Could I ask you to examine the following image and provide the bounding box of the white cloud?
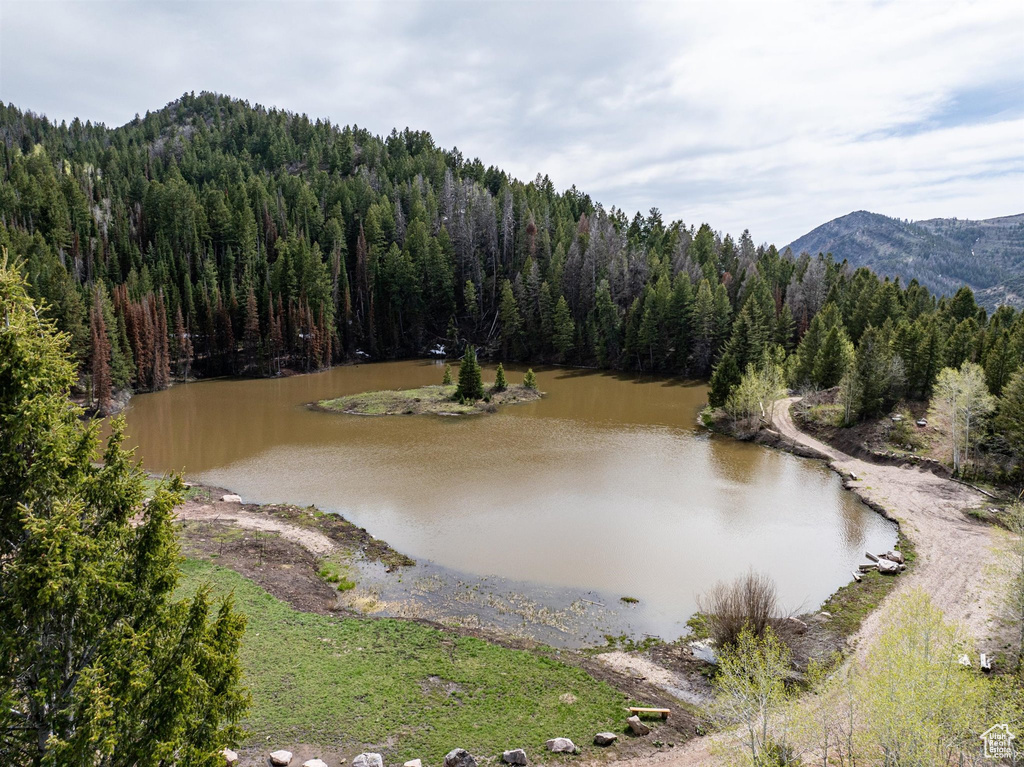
[1,0,1021,244]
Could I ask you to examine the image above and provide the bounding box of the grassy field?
[179,559,631,763]
[316,384,540,416]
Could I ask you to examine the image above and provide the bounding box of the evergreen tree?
[456,345,484,401]
[442,363,453,385]
[523,368,538,390]
[708,352,742,408]
[812,325,854,389]
[90,288,113,414]
[552,295,575,362]
[995,370,1024,460]
[0,261,248,765]
[493,362,507,392]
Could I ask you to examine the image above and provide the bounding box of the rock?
[876,558,900,574]
[594,732,618,746]
[404,761,422,767]
[502,748,528,764]
[353,754,384,767]
[221,749,239,765]
[689,639,717,664]
[546,738,577,753]
[270,751,293,766]
[444,749,477,767]
[627,715,651,736]
[303,761,329,767]
[882,550,904,564]
[221,493,242,503]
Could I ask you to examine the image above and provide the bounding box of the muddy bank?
[174,483,691,649]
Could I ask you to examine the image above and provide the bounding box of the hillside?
[785,211,1024,310]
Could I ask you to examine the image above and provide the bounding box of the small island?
[315,348,542,416]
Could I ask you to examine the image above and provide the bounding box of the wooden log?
[866,551,880,562]
[852,570,862,582]
[859,563,878,572]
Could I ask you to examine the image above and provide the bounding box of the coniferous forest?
[1,92,1022,478]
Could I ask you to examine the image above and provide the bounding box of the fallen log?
[866,551,880,562]
[852,570,862,583]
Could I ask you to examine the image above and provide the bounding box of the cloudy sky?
[2,0,1022,245]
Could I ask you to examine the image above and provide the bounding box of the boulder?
[444,749,477,767]
[876,558,900,574]
[303,761,329,767]
[221,493,242,503]
[594,732,618,746]
[221,749,239,765]
[353,754,384,767]
[627,715,651,736]
[546,738,577,753]
[882,550,904,564]
[404,761,423,767]
[502,748,528,764]
[270,751,293,766]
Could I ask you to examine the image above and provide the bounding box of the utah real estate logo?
[980,723,1016,760]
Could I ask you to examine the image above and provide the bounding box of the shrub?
[698,570,779,647]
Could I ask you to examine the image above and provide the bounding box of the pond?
[119,360,896,643]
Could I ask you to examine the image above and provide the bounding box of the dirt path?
[772,397,1001,653]
[590,399,1005,767]
[176,498,338,557]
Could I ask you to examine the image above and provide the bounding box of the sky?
[1,0,1022,246]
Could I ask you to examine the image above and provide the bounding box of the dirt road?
[594,399,1004,767]
[772,397,1001,652]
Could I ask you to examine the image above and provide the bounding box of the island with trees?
[315,348,541,416]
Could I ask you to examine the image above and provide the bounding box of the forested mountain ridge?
[0,92,1022,482]
[785,210,1024,310]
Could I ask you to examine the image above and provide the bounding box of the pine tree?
[523,368,538,390]
[456,345,484,401]
[90,288,112,414]
[493,362,507,392]
[498,279,522,359]
[442,363,453,385]
[552,295,575,362]
[0,261,248,765]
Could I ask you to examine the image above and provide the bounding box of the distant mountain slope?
[785,211,1024,310]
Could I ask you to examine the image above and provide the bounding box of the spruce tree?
[0,260,248,765]
[457,345,484,401]
[442,363,453,385]
[493,362,508,392]
[523,368,538,389]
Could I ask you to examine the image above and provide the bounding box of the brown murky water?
[120,360,896,640]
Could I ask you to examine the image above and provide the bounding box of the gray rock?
[877,557,900,574]
[627,715,651,736]
[269,751,293,766]
[882,550,904,564]
[404,761,422,767]
[221,749,239,765]
[353,754,384,767]
[221,493,242,503]
[444,749,476,767]
[546,738,577,754]
[594,733,618,746]
[502,748,528,764]
[303,761,329,767]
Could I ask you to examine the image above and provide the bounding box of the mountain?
[785,210,1024,310]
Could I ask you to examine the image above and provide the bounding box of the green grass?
[317,556,356,591]
[179,559,631,762]
[317,384,539,417]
